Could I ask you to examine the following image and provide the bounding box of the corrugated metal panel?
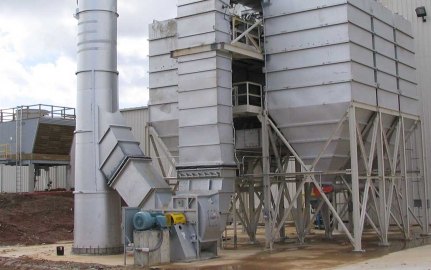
[121,107,176,178]
[0,165,31,193]
[34,166,69,191]
[0,165,16,193]
[120,107,149,153]
[0,165,69,193]
[54,166,68,190]
[35,168,46,191]
[21,165,32,193]
[379,0,431,222]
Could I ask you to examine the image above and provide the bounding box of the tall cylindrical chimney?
[73,0,122,255]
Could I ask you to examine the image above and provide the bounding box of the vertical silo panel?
[179,105,232,127]
[176,0,230,50]
[351,81,377,105]
[397,47,416,67]
[178,69,230,91]
[378,71,398,93]
[178,54,231,75]
[149,70,178,89]
[373,20,395,41]
[349,25,373,48]
[378,90,400,111]
[148,38,177,56]
[396,31,415,52]
[176,0,234,168]
[264,4,348,36]
[400,96,419,115]
[369,0,394,25]
[398,64,416,85]
[264,0,411,174]
[178,88,231,109]
[347,4,372,31]
[267,62,353,90]
[149,19,179,160]
[375,37,396,58]
[399,80,418,99]
[177,0,220,17]
[350,44,374,66]
[393,12,413,36]
[351,62,375,86]
[266,24,350,54]
[267,85,352,124]
[267,44,351,72]
[376,54,397,75]
[149,54,177,73]
[149,104,179,122]
[177,12,230,38]
[263,0,347,17]
[150,86,178,105]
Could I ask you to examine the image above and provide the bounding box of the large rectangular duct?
[173,0,237,251]
[176,0,235,169]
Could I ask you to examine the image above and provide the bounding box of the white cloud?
[0,0,177,110]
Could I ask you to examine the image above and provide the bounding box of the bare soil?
[0,192,429,270]
[0,256,122,270]
[0,192,74,246]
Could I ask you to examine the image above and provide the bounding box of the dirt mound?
[0,256,122,270]
[0,192,74,246]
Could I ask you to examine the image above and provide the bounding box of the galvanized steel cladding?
[263,0,418,174]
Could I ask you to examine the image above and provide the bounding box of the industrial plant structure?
[0,104,75,192]
[72,0,431,266]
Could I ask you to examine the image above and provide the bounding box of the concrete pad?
[335,244,431,270]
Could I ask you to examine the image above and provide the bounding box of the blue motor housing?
[133,211,156,231]
[133,211,168,231]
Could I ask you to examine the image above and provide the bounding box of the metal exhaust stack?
[73,0,122,254]
[74,0,171,255]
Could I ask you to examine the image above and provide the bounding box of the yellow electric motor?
[165,213,186,227]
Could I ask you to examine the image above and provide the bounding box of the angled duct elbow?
[98,112,172,209]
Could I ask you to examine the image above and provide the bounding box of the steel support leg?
[349,107,362,251]
[377,114,389,246]
[420,122,430,235]
[400,118,411,239]
[262,112,273,249]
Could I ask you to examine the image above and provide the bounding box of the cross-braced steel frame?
[233,102,430,251]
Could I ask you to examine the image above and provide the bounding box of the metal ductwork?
[170,0,236,259]
[146,0,238,260]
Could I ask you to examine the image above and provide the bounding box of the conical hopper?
[263,0,418,179]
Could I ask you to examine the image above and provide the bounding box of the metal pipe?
[73,0,122,255]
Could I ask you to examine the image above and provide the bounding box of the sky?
[0,0,177,110]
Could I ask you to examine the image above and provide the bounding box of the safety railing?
[231,16,263,53]
[232,82,263,108]
[0,104,76,123]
